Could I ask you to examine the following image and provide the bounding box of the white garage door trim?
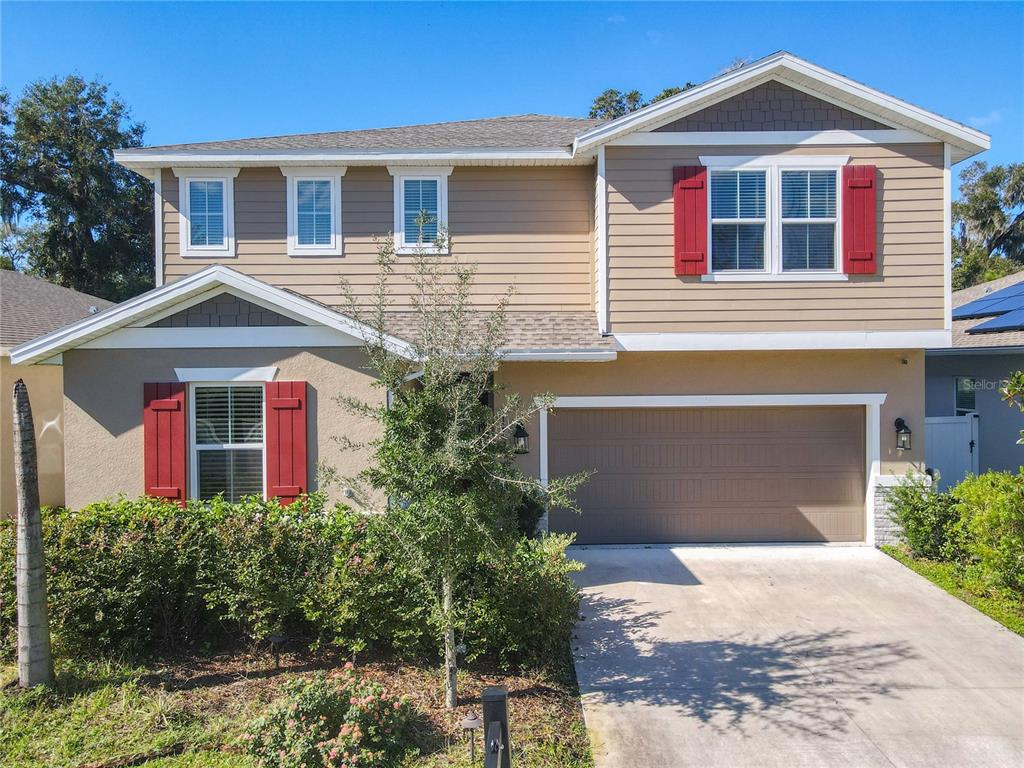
[539,393,887,545]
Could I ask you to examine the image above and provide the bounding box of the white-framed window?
[700,155,848,281]
[387,166,452,253]
[189,383,264,501]
[780,169,838,272]
[955,376,978,416]
[710,169,768,273]
[282,167,346,256]
[173,167,239,258]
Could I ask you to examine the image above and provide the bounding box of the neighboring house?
[0,270,112,516]
[10,52,990,546]
[925,271,1024,488]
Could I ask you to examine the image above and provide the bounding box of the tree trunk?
[13,379,53,688]
[442,572,457,708]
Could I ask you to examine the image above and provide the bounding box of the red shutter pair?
[672,164,878,276]
[143,381,307,506]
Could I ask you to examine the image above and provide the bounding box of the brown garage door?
[548,406,865,544]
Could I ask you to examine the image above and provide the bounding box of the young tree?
[337,226,585,708]
[12,379,53,688]
[2,76,153,300]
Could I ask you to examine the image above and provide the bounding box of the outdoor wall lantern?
[894,418,912,451]
[512,423,530,454]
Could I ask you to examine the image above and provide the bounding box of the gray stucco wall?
[62,347,382,509]
[925,352,1024,474]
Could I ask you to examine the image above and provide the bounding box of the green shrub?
[2,497,217,657]
[243,668,415,768]
[466,533,582,669]
[1,495,584,668]
[199,494,345,643]
[311,514,435,659]
[887,474,963,560]
[953,471,1024,592]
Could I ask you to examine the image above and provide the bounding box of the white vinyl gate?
[926,415,980,490]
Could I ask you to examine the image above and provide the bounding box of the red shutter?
[842,164,878,274]
[143,382,187,506]
[265,381,308,506]
[673,166,708,276]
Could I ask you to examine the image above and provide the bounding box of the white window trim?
[173,167,239,259]
[188,381,267,501]
[387,165,452,254]
[175,366,278,383]
[281,167,346,256]
[701,155,848,282]
[954,376,978,416]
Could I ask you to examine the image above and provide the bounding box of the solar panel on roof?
[967,307,1024,334]
[953,281,1024,320]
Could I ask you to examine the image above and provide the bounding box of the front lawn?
[882,545,1024,636]
[0,652,592,768]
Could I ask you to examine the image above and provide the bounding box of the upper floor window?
[388,166,452,253]
[701,155,848,281]
[282,167,345,256]
[710,170,767,272]
[174,168,239,258]
[781,170,837,272]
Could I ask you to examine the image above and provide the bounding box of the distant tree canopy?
[952,161,1024,290]
[0,76,153,301]
[587,58,751,121]
[588,84,696,121]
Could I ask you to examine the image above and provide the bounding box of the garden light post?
[461,712,482,762]
[482,686,511,768]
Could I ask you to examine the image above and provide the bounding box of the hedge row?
[888,470,1024,592]
[0,494,581,668]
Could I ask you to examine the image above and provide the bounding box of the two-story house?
[11,53,989,546]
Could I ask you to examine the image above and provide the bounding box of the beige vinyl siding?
[605,143,945,333]
[162,166,594,311]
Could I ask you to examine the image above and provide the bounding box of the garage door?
[548,406,865,544]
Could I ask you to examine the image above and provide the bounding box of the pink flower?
[344,661,354,670]
[393,700,401,710]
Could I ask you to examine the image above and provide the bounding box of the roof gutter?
[114,147,581,170]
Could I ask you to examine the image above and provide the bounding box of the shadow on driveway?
[575,592,919,739]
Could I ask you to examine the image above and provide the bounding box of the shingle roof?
[0,271,113,351]
[136,115,605,153]
[950,270,1024,349]
[382,310,613,353]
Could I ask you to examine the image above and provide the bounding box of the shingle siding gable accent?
[655,82,891,132]
[147,292,303,328]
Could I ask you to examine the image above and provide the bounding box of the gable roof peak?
[573,52,990,163]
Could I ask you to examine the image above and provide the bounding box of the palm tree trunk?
[13,379,53,688]
[442,572,457,708]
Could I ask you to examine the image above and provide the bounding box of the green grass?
[0,653,592,768]
[0,658,261,768]
[882,545,1024,636]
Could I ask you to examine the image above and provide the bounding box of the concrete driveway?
[571,546,1024,768]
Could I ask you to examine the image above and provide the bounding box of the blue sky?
[2,1,1022,177]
